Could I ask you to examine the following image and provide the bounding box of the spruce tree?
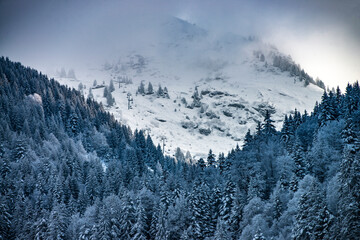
[138,82,145,95]
[244,129,253,147]
[197,158,206,170]
[220,181,236,234]
[157,85,163,98]
[131,201,148,240]
[190,182,212,239]
[319,91,336,126]
[281,115,292,143]
[207,149,216,167]
[163,87,170,98]
[290,142,307,192]
[191,87,201,108]
[109,80,115,92]
[263,110,276,135]
[48,202,69,240]
[218,153,226,174]
[106,91,115,107]
[338,118,360,239]
[103,86,109,98]
[147,82,154,95]
[293,177,332,240]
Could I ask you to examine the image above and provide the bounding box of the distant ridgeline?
[0,57,359,239]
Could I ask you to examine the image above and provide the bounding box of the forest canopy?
[0,57,359,239]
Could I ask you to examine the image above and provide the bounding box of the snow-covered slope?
[55,17,323,159]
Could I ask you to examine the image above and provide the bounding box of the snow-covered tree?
[109,80,115,92]
[138,82,146,95]
[207,149,216,167]
[147,82,154,95]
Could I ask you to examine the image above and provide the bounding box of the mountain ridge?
[53,17,324,158]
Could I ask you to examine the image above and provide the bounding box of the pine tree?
[109,80,115,92]
[138,82,145,95]
[154,210,168,240]
[211,185,222,233]
[88,88,94,99]
[175,147,185,163]
[191,87,201,108]
[319,91,336,126]
[207,149,216,167]
[220,181,236,234]
[263,110,276,135]
[78,82,83,91]
[244,129,253,147]
[48,202,69,240]
[218,153,226,174]
[103,86,109,98]
[281,115,292,143]
[293,109,302,127]
[290,142,307,192]
[190,182,212,239]
[342,118,358,153]
[97,204,112,240]
[256,122,262,136]
[106,91,115,107]
[13,137,27,162]
[292,177,332,240]
[163,87,170,98]
[147,82,154,95]
[157,85,163,98]
[195,158,205,171]
[67,110,79,134]
[120,195,136,239]
[131,201,148,240]
[338,119,360,239]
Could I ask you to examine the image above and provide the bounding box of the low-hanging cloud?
[0,0,359,89]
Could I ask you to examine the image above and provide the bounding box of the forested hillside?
[0,57,359,239]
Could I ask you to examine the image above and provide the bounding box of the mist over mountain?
[53,16,324,157]
[1,0,359,89]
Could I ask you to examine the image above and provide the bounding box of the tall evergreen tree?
[220,181,236,235]
[293,177,332,240]
[138,82,145,95]
[319,91,336,126]
[338,118,360,239]
[157,85,163,98]
[147,82,154,95]
[263,110,276,135]
[207,149,216,167]
[109,80,115,92]
[190,182,212,239]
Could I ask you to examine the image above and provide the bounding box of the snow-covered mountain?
[55,17,323,159]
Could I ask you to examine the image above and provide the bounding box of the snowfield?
[54,17,323,159]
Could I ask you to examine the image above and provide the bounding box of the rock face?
[55,17,323,158]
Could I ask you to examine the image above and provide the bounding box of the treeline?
[0,57,359,239]
[137,81,169,99]
[272,54,326,90]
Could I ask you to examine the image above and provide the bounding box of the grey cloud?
[0,0,359,88]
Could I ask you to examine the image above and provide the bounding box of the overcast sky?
[0,0,359,89]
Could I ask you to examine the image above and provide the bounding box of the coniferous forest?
[0,57,359,239]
